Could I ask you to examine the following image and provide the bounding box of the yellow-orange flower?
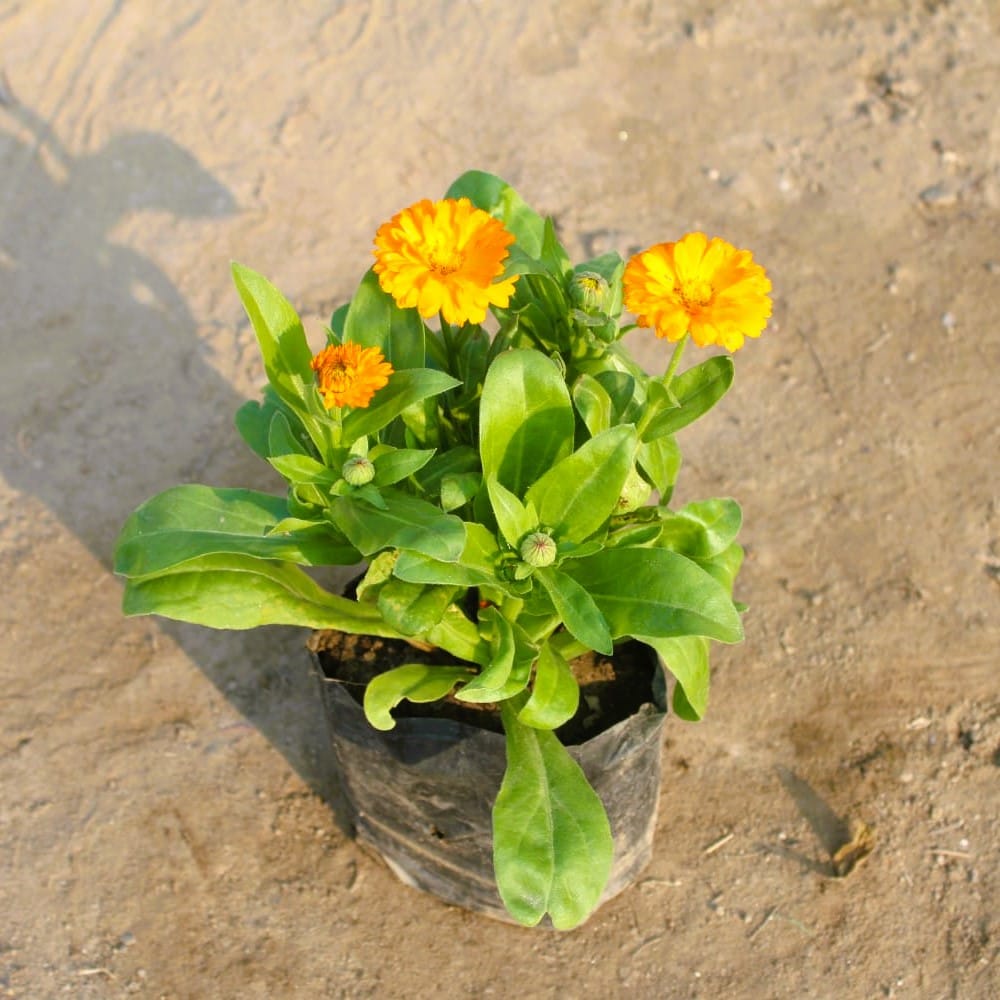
[623,232,772,352]
[372,197,519,325]
[310,342,393,410]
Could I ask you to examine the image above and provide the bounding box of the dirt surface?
[1,1,998,997]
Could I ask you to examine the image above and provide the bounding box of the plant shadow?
[1,91,351,831]
[765,766,855,877]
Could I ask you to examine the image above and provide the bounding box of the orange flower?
[623,233,772,352]
[372,197,519,325]
[310,342,393,410]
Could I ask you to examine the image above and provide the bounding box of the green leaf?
[594,370,640,424]
[268,453,339,486]
[455,608,516,704]
[695,541,745,596]
[234,396,280,460]
[571,374,613,437]
[413,445,480,495]
[376,578,460,635]
[424,605,491,666]
[518,641,579,730]
[658,498,742,560]
[493,703,613,929]
[637,635,710,721]
[567,548,744,643]
[487,477,537,549]
[343,267,427,370]
[479,350,574,497]
[114,485,357,577]
[363,664,473,731]
[328,302,349,342]
[230,263,316,415]
[445,170,546,259]
[440,473,481,512]
[372,447,436,486]
[328,491,465,562]
[122,553,398,633]
[535,566,613,655]
[642,356,734,440]
[394,523,503,591]
[342,368,460,442]
[267,409,311,458]
[525,425,637,544]
[637,435,681,498]
[539,217,572,279]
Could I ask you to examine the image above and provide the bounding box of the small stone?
[919,182,959,208]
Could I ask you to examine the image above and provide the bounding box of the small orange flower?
[310,342,393,410]
[624,232,772,352]
[372,197,519,325]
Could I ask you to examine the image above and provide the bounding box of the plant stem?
[661,332,689,391]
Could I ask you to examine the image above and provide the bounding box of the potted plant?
[114,171,771,929]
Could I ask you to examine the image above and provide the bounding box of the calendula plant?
[114,171,771,929]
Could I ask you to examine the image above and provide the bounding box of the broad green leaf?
[567,548,744,643]
[376,578,461,636]
[642,356,734,440]
[342,368,460,442]
[637,635,710,721]
[480,350,574,497]
[363,664,473,731]
[571,374,613,437]
[535,567,613,655]
[355,549,397,603]
[328,302,349,342]
[526,425,637,544]
[454,607,516,702]
[234,396,279,460]
[440,472,481,512]
[394,522,503,590]
[328,491,465,562]
[539,217,572,279]
[114,485,356,577]
[412,445,480,495]
[487,477,537,549]
[594,370,640,425]
[658,498,742,560]
[637,435,681,497]
[372,447,436,486]
[494,703,613,929]
[696,541,745,596]
[518,641,579,730]
[343,267,427,370]
[231,263,314,412]
[424,605,491,666]
[267,409,310,458]
[445,170,546,259]
[268,453,339,486]
[122,553,397,634]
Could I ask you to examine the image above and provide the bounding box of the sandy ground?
[2,1,998,997]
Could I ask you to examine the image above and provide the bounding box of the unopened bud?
[569,271,611,314]
[520,532,557,568]
[342,455,375,486]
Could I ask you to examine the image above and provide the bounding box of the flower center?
[679,278,713,310]
[325,362,354,390]
[426,238,465,276]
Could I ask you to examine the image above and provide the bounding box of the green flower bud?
[615,465,652,513]
[342,455,375,486]
[569,271,611,314]
[520,531,557,568]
